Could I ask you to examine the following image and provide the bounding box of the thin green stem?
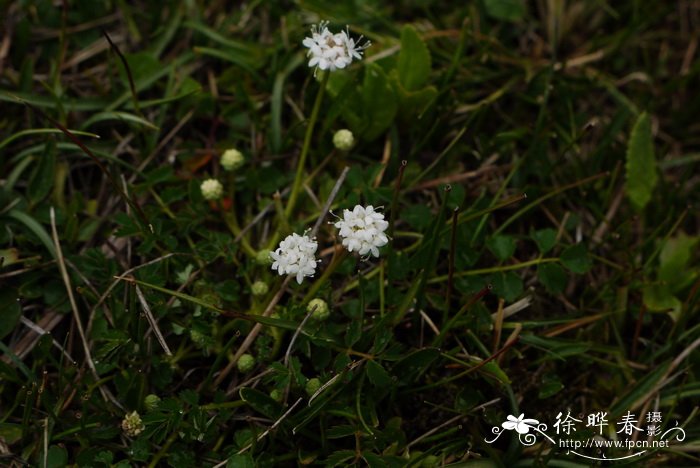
[285,72,329,219]
[303,249,348,303]
[428,257,559,284]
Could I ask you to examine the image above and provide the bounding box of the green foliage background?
[0,0,699,466]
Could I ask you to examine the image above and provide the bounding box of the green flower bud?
[121,411,144,437]
[333,129,354,151]
[255,250,273,266]
[251,281,269,297]
[307,298,330,321]
[305,377,321,397]
[144,394,161,412]
[189,329,208,347]
[200,179,223,200]
[221,148,245,171]
[269,389,283,402]
[237,354,256,373]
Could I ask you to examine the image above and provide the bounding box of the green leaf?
[398,25,431,91]
[391,348,440,385]
[658,233,699,292]
[393,81,438,122]
[609,361,671,418]
[538,375,564,399]
[366,360,392,387]
[361,63,397,140]
[46,445,68,468]
[0,423,22,444]
[325,450,356,467]
[531,228,557,254]
[6,210,56,259]
[227,454,255,468]
[642,284,681,315]
[0,249,20,268]
[486,235,516,261]
[239,388,283,419]
[491,271,523,303]
[401,204,433,230]
[538,263,567,294]
[560,244,592,274]
[625,112,658,211]
[345,319,362,347]
[28,147,56,203]
[81,111,159,130]
[483,0,526,21]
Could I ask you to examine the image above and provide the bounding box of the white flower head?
[302,22,370,74]
[201,178,223,200]
[334,205,388,258]
[270,232,319,284]
[333,129,354,150]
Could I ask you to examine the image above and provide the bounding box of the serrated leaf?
[484,0,526,21]
[625,112,657,211]
[361,63,397,141]
[393,80,438,122]
[560,244,592,274]
[398,25,431,91]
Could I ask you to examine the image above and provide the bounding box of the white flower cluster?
[270,233,319,284]
[302,21,370,73]
[269,205,388,284]
[334,205,388,258]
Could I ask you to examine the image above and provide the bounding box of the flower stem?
[285,71,329,219]
[303,248,348,303]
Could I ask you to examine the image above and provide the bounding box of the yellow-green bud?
[144,394,161,412]
[237,354,256,373]
[305,377,321,397]
[190,329,207,347]
[333,129,354,151]
[251,281,269,296]
[269,389,283,402]
[221,148,245,171]
[200,178,223,200]
[121,411,144,437]
[255,250,273,266]
[307,298,330,321]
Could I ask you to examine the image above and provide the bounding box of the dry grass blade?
[50,207,120,407]
[133,283,173,356]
